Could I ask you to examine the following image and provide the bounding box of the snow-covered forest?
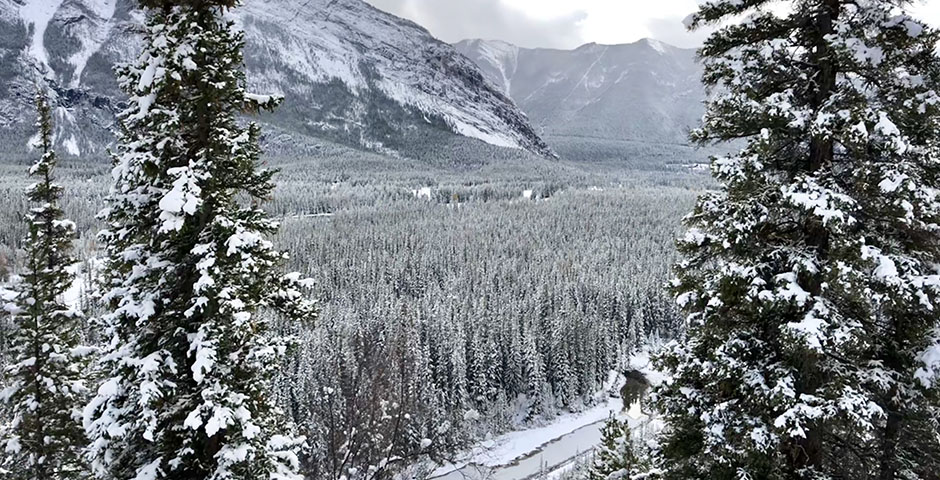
[0,140,696,478]
[2,0,940,479]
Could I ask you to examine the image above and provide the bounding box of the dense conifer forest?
[0,141,705,477]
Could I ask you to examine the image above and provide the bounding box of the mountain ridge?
[0,0,553,159]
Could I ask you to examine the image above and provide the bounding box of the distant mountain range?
[454,38,708,163]
[0,0,553,159]
[0,0,712,166]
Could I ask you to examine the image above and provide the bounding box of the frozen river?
[430,419,608,480]
[431,402,653,480]
[431,355,664,480]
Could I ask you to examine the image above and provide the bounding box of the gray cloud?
[646,16,711,49]
[365,0,587,49]
[364,1,940,51]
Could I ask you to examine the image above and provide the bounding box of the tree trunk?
[793,0,841,474]
[792,354,824,473]
[808,0,838,173]
[879,408,901,480]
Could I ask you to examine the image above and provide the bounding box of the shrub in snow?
[587,414,640,480]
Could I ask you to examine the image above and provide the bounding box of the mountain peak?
[640,37,669,54]
[457,37,684,55]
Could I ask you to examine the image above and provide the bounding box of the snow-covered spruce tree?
[522,327,546,419]
[654,1,940,479]
[1,90,88,479]
[587,415,638,480]
[83,1,315,479]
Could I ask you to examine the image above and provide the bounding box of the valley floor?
[0,150,701,480]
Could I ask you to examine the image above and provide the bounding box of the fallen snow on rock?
[19,0,66,71]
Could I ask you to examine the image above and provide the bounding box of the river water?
[431,419,607,480]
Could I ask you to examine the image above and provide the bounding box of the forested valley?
[0,139,704,477]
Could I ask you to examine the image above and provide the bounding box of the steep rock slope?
[0,0,552,158]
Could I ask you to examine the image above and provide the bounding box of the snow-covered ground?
[431,395,625,479]
[430,350,666,480]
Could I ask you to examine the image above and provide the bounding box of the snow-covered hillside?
[455,38,704,148]
[0,0,552,157]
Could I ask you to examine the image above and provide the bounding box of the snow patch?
[67,0,118,87]
[786,303,829,351]
[916,329,940,387]
[131,459,162,480]
[158,167,202,232]
[64,135,80,156]
[879,171,908,193]
[644,38,667,54]
[861,246,901,283]
[775,272,811,306]
[875,112,901,138]
[19,0,66,72]
[449,120,519,149]
[412,187,432,201]
[476,39,519,95]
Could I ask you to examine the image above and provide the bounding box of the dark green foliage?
[588,415,637,480]
[656,1,940,479]
[83,2,313,479]
[0,90,88,480]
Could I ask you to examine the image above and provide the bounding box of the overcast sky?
[364,0,940,50]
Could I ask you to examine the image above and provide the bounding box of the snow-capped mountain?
[0,0,552,158]
[454,38,704,149]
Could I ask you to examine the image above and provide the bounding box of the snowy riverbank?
[429,350,667,479]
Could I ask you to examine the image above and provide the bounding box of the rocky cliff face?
[0,0,553,158]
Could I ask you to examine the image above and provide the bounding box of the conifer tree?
[448,326,469,411]
[655,1,940,479]
[1,90,88,480]
[83,1,315,479]
[587,415,637,480]
[523,328,545,418]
